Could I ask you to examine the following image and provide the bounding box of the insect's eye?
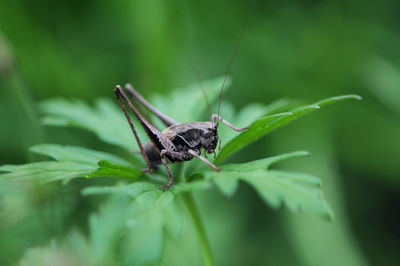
[203,132,211,138]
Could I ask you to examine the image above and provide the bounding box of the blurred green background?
[1,0,399,265]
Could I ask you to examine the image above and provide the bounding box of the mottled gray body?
[144,121,218,167]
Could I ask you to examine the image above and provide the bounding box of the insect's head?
[201,123,219,155]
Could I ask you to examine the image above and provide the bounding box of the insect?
[114,2,256,189]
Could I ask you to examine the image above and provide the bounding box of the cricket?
[114,2,256,189]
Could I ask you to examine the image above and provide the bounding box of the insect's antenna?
[217,0,257,125]
[187,49,213,123]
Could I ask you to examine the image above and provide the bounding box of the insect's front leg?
[211,114,248,132]
[188,149,220,172]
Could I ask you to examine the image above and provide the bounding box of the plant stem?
[182,193,214,266]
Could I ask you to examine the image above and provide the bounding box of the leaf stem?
[182,193,214,266]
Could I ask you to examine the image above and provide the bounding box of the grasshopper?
[114,2,255,189]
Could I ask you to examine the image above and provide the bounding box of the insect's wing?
[162,127,177,141]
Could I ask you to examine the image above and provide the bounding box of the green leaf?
[0,161,96,183]
[40,98,145,151]
[87,195,132,265]
[83,180,212,198]
[217,99,297,145]
[215,95,361,164]
[82,182,158,198]
[170,180,213,194]
[30,144,131,166]
[203,151,333,220]
[87,160,143,179]
[83,182,184,265]
[0,144,138,183]
[82,180,215,264]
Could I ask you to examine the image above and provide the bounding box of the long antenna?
[187,49,213,122]
[217,0,257,124]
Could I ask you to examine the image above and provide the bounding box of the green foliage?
[40,98,142,151]
[0,77,360,265]
[204,151,332,220]
[85,186,180,266]
[2,1,399,264]
[31,144,131,166]
[87,161,143,180]
[0,144,134,183]
[0,161,94,184]
[215,95,362,164]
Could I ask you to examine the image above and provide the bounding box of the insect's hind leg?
[158,149,191,189]
[159,155,173,189]
[158,149,185,189]
[125,84,179,127]
[114,85,153,173]
[211,114,248,132]
[158,148,220,189]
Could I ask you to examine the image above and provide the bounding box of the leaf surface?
[0,144,138,183]
[215,95,361,164]
[83,182,185,265]
[203,151,333,220]
[40,98,143,151]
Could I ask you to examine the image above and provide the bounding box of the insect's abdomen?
[144,142,161,167]
[143,141,190,167]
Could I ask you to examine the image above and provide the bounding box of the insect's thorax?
[163,121,218,154]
